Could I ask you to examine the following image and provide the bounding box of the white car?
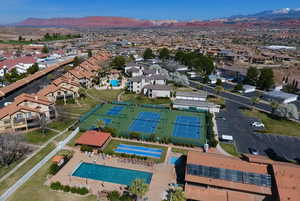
[251,122,265,128]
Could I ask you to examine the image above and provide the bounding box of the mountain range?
[14,8,300,28]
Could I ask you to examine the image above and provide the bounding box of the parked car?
[249,148,259,155]
[251,122,265,128]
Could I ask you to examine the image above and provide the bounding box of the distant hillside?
[16,16,154,28]
[14,8,300,29]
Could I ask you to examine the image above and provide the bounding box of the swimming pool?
[118,144,163,153]
[110,80,120,87]
[114,144,163,158]
[72,162,152,186]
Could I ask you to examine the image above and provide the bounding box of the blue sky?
[0,0,299,24]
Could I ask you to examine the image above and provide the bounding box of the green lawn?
[103,139,168,163]
[0,158,25,179]
[24,129,58,145]
[86,88,122,102]
[220,143,240,157]
[242,109,300,137]
[0,143,55,195]
[47,119,75,131]
[171,147,189,155]
[121,93,171,105]
[67,131,84,147]
[7,153,97,201]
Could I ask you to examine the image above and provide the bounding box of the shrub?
[78,187,89,195]
[63,185,70,192]
[129,132,140,139]
[50,181,62,190]
[49,163,60,175]
[80,145,94,152]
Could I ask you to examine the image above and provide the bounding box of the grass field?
[80,103,207,146]
[62,89,122,116]
[220,143,240,157]
[0,143,55,195]
[103,139,168,163]
[121,93,171,105]
[171,147,189,155]
[242,109,300,137]
[47,119,75,131]
[24,129,58,145]
[7,153,97,201]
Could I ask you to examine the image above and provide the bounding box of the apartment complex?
[0,51,110,133]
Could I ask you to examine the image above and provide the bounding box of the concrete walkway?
[0,125,78,201]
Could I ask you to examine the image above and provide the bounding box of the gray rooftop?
[143,84,171,91]
[264,90,298,100]
[176,91,207,98]
[173,99,216,107]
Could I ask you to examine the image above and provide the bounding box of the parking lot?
[216,100,300,163]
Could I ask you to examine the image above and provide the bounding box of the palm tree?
[78,87,86,99]
[170,188,186,201]
[129,179,149,201]
[215,86,224,94]
[96,119,105,131]
[270,101,279,114]
[250,96,260,110]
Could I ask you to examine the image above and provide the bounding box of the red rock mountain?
[15,16,300,28]
[17,16,154,28]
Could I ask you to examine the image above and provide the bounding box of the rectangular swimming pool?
[72,162,152,186]
[114,144,163,158]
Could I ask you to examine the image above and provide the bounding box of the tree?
[107,191,121,201]
[170,188,186,201]
[216,79,222,86]
[273,104,299,120]
[42,45,49,54]
[27,63,39,74]
[110,56,126,70]
[215,86,224,94]
[174,50,185,63]
[129,179,149,201]
[88,50,92,58]
[143,48,155,60]
[234,83,243,92]
[18,36,23,41]
[159,48,170,60]
[257,68,274,90]
[245,67,259,86]
[73,56,82,66]
[39,114,47,135]
[78,88,86,98]
[250,97,260,110]
[96,120,105,131]
[270,101,279,113]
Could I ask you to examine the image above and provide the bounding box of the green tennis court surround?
[79,103,207,146]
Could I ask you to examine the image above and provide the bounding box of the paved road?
[216,101,300,162]
[0,127,79,201]
[189,80,300,119]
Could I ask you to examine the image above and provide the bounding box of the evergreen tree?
[143,48,155,59]
[245,67,259,86]
[159,48,170,60]
[257,68,274,90]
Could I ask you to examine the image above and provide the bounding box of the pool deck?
[47,147,176,201]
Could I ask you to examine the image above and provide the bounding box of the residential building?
[263,90,298,104]
[143,84,171,98]
[184,151,300,201]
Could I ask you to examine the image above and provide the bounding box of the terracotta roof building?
[75,131,111,149]
[184,151,300,201]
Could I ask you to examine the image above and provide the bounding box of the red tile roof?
[186,151,272,195]
[75,131,111,147]
[272,163,300,201]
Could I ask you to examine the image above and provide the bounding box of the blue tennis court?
[128,112,160,134]
[106,106,124,116]
[172,116,201,139]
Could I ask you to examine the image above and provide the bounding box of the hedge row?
[50,181,89,195]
